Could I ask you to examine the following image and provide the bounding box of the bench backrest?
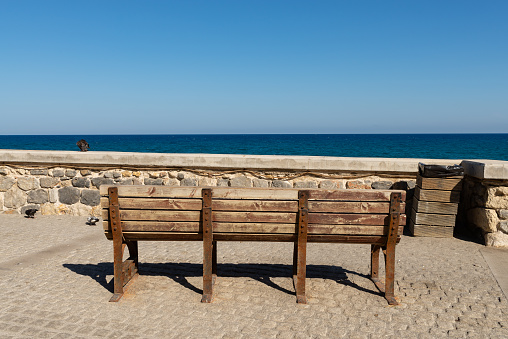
[101,185,406,243]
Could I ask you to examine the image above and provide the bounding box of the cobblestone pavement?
[0,215,507,338]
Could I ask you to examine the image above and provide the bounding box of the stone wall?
[461,176,508,247]
[0,164,415,217]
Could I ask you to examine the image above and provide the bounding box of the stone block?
[144,178,164,185]
[27,189,49,204]
[0,177,15,191]
[21,204,40,215]
[40,177,60,188]
[253,179,269,188]
[181,178,198,186]
[149,172,161,178]
[230,176,252,187]
[132,171,141,177]
[52,169,65,177]
[60,179,73,187]
[346,180,371,189]
[113,171,122,178]
[59,187,80,205]
[467,208,499,233]
[198,178,215,186]
[132,178,143,185]
[91,177,115,188]
[72,177,90,188]
[104,172,114,178]
[272,180,291,188]
[30,169,48,175]
[122,170,132,177]
[319,180,337,189]
[166,178,180,186]
[294,181,318,189]
[393,180,416,190]
[0,167,8,175]
[49,189,58,203]
[177,172,186,180]
[80,170,92,176]
[17,177,39,191]
[371,181,393,190]
[484,231,508,247]
[499,221,508,234]
[119,179,134,185]
[80,189,100,206]
[485,187,508,209]
[65,170,77,177]
[0,193,3,209]
[4,188,27,208]
[168,171,178,178]
[499,209,508,220]
[217,179,229,187]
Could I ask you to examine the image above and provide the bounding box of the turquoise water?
[0,134,507,161]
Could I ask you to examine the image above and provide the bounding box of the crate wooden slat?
[414,186,461,203]
[412,197,458,215]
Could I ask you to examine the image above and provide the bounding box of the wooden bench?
[101,185,406,305]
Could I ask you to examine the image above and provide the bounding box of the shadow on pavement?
[63,262,381,298]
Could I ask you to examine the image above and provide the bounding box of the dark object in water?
[418,163,464,178]
[77,139,90,152]
[25,208,38,218]
[87,216,100,226]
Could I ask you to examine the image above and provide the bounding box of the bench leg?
[110,241,139,302]
[383,244,398,305]
[202,227,214,303]
[212,240,217,285]
[110,240,125,302]
[370,244,381,282]
[295,238,307,304]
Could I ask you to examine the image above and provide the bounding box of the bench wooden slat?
[307,189,406,201]
[100,197,203,210]
[213,200,297,212]
[308,213,406,226]
[309,201,405,214]
[102,210,202,222]
[213,211,297,223]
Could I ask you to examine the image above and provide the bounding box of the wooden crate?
[409,175,462,237]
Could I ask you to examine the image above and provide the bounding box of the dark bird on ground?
[25,208,38,218]
[87,216,100,226]
[77,139,90,152]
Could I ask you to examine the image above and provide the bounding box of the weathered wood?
[308,213,406,226]
[213,199,297,212]
[412,197,458,215]
[102,209,201,222]
[416,177,462,191]
[410,208,456,227]
[213,211,297,223]
[307,189,406,202]
[409,222,454,237]
[414,187,461,203]
[101,197,203,210]
[308,201,405,214]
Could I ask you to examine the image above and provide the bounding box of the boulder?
[467,208,499,233]
[59,187,80,205]
[485,231,508,247]
[27,189,49,204]
[17,177,39,191]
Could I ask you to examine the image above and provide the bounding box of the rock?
[4,188,27,208]
[484,231,508,247]
[198,178,215,186]
[499,221,508,234]
[21,204,40,215]
[119,179,134,185]
[132,178,143,185]
[104,172,114,178]
[0,194,3,209]
[467,208,499,233]
[346,180,371,189]
[0,177,15,191]
[486,187,508,209]
[91,177,115,188]
[166,178,180,186]
[122,171,132,177]
[319,180,338,189]
[60,179,73,187]
[0,167,8,175]
[40,177,60,188]
[272,180,291,188]
[177,172,186,180]
[30,169,48,175]
[27,189,49,204]
[80,170,92,176]
[49,189,58,203]
[113,172,122,178]
[393,180,416,190]
[253,179,269,188]
[72,177,90,188]
[59,187,80,205]
[132,171,141,177]
[168,171,178,178]
[52,169,65,177]
[144,178,164,185]
[371,181,393,190]
[499,210,508,220]
[81,189,100,206]
[17,177,39,191]
[149,172,161,178]
[230,176,252,187]
[65,170,77,177]
[294,181,318,189]
[217,179,229,187]
[181,178,197,186]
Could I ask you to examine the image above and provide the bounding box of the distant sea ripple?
[0,134,507,161]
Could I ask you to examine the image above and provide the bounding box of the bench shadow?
[63,262,381,298]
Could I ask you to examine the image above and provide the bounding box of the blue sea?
[0,134,507,161]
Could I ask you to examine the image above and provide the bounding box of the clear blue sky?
[1,1,507,134]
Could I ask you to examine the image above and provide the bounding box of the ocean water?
[0,134,507,161]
